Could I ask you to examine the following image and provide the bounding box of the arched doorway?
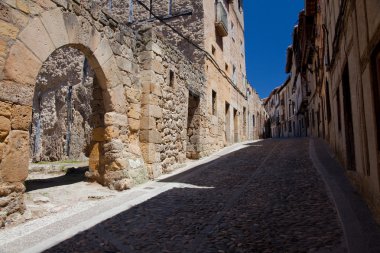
[26,46,106,192]
[0,7,139,226]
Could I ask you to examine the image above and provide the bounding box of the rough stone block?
[151,43,162,56]
[4,41,42,86]
[104,112,128,127]
[0,81,34,106]
[138,51,154,63]
[0,39,7,60]
[89,142,101,172]
[92,127,105,142]
[151,60,165,75]
[128,103,141,120]
[151,83,162,97]
[63,12,79,44]
[103,139,124,153]
[139,70,155,84]
[128,118,140,132]
[16,0,29,14]
[0,116,11,141]
[140,129,162,144]
[0,19,19,39]
[0,2,12,23]
[0,130,29,182]
[88,26,101,52]
[4,0,16,8]
[116,56,133,73]
[105,126,119,140]
[97,56,121,90]
[140,116,156,130]
[0,101,12,118]
[142,104,163,119]
[41,8,69,48]
[10,104,31,130]
[19,17,55,62]
[10,8,29,28]
[140,142,160,164]
[103,84,127,114]
[141,93,160,106]
[94,37,113,66]
[0,143,5,160]
[150,163,162,179]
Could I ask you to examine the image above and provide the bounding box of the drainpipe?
[33,94,42,159]
[65,85,73,157]
[129,0,134,23]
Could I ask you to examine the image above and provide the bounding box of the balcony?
[215,2,228,37]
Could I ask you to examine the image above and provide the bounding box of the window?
[252,114,255,127]
[211,45,216,55]
[212,90,217,116]
[243,107,247,134]
[240,40,244,56]
[238,0,243,11]
[232,65,237,85]
[231,22,235,42]
[225,63,228,71]
[169,70,175,87]
[372,43,380,150]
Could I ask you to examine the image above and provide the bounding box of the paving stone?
[44,139,349,252]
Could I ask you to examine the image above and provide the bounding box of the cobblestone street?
[38,138,379,253]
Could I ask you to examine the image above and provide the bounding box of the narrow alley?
[3,139,379,252]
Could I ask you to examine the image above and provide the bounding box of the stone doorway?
[225,102,231,145]
[30,47,104,164]
[371,43,380,179]
[186,92,200,159]
[233,108,239,143]
[342,64,356,171]
[24,46,108,212]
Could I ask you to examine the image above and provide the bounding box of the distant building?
[265,0,380,222]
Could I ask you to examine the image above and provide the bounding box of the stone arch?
[0,8,130,193]
[3,8,126,113]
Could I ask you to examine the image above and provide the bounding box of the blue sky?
[244,1,304,98]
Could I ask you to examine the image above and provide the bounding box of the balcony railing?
[215,2,228,37]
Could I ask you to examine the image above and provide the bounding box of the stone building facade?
[0,0,265,226]
[265,0,380,222]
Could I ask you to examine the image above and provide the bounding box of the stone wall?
[0,0,262,227]
[107,0,206,66]
[0,0,147,226]
[137,28,206,178]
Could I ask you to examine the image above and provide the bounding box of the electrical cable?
[135,0,247,99]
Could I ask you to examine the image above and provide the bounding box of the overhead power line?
[135,0,248,100]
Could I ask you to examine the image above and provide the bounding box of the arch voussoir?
[3,40,42,88]
[18,17,55,63]
[40,8,69,49]
[103,84,128,114]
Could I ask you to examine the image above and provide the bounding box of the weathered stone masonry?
[0,0,264,227]
[0,0,212,226]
